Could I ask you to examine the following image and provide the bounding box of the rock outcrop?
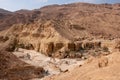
[0,3,120,58]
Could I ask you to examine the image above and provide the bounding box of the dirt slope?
[1,3,120,38]
[44,52,120,80]
[0,51,45,80]
[0,2,120,80]
[0,3,120,58]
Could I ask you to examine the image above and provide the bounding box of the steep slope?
[0,51,45,80]
[0,9,41,31]
[0,3,120,58]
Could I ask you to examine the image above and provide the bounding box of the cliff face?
[0,3,120,58]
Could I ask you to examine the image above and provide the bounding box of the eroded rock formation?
[0,3,120,58]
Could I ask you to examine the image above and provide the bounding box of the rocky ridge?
[0,3,120,58]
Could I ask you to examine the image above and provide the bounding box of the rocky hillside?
[0,3,120,58]
[0,51,45,80]
[44,51,120,80]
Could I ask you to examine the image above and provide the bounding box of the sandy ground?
[13,48,85,80]
[42,51,120,80]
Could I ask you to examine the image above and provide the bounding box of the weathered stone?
[75,42,82,51]
[66,42,75,51]
[54,42,64,51]
[40,42,54,56]
[34,43,40,52]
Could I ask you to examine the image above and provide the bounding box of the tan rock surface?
[0,3,120,57]
[44,52,120,80]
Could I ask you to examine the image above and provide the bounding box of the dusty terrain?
[13,48,84,80]
[0,2,120,80]
[0,3,120,57]
[0,50,45,80]
[43,51,120,80]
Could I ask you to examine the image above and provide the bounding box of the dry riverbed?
[13,48,85,80]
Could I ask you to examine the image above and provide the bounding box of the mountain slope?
[0,51,45,80]
[0,2,120,57]
[0,8,12,14]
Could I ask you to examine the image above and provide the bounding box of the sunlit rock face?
[0,3,120,58]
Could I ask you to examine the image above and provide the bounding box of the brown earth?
[0,50,45,80]
[44,51,120,80]
[0,3,120,58]
[0,2,120,80]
